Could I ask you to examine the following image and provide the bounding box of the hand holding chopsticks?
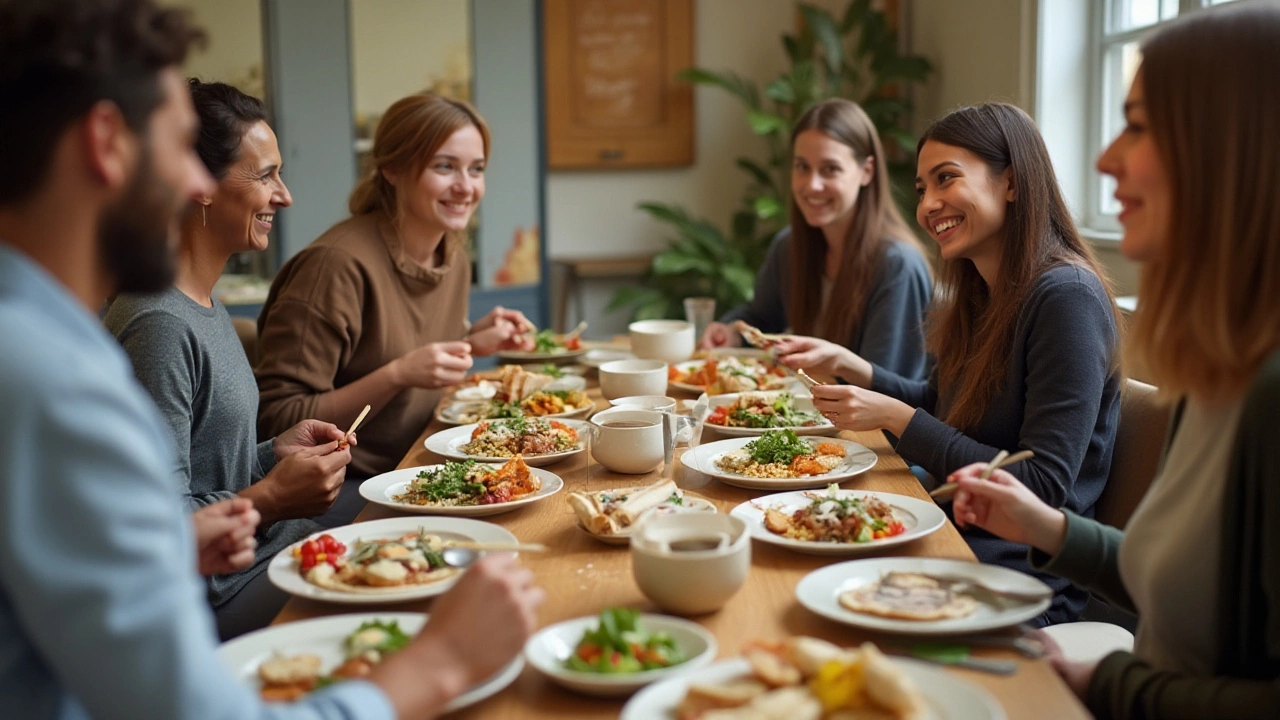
[930,449,1036,502]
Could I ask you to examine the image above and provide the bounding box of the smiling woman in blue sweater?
[778,103,1123,626]
[701,99,932,381]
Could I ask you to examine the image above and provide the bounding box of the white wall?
[547,0,846,335]
[349,0,471,123]
[170,0,265,96]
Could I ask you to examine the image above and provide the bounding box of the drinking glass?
[683,297,716,346]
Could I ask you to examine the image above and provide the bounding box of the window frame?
[1084,0,1234,231]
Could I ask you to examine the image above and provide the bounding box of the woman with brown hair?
[945,4,1280,716]
[701,98,932,380]
[256,93,530,485]
[779,102,1123,625]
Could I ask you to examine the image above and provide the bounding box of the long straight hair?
[348,93,489,226]
[787,99,925,342]
[1127,4,1280,402]
[920,104,1120,430]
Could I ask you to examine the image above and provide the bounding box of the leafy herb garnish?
[539,363,566,378]
[412,460,489,501]
[533,329,562,353]
[743,429,812,465]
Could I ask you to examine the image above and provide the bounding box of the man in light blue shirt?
[0,2,544,718]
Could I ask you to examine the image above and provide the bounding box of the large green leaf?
[763,77,797,105]
[754,195,783,220]
[799,4,844,77]
[872,55,934,84]
[653,250,714,276]
[884,127,918,155]
[721,264,758,298]
[677,68,758,107]
[840,0,873,33]
[746,109,788,135]
[735,158,775,189]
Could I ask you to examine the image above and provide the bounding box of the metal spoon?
[441,547,482,568]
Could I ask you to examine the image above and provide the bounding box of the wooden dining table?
[273,370,1092,720]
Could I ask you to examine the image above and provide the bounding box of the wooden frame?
[543,0,694,169]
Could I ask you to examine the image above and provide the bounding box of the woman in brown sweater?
[256,94,529,486]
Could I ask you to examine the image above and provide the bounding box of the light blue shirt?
[0,245,395,720]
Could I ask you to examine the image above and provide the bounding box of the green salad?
[565,608,686,674]
[743,429,813,465]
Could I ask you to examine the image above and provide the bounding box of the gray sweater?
[871,264,1121,624]
[104,289,318,606]
[721,228,932,380]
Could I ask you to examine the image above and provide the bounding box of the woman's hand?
[947,464,1068,554]
[810,384,915,436]
[1039,630,1096,701]
[772,336,870,385]
[272,419,346,460]
[242,441,351,524]
[700,321,740,349]
[392,341,473,389]
[191,498,260,576]
[468,307,535,356]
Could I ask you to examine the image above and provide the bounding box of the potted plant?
[609,0,932,321]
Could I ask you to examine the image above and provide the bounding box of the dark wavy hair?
[187,79,268,179]
[0,0,206,204]
[919,103,1119,429]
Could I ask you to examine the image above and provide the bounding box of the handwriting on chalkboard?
[570,0,664,127]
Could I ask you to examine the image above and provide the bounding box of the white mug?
[589,408,665,474]
[631,513,750,615]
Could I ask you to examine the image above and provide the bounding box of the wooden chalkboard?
[544,0,694,169]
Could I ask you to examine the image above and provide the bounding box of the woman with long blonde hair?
[944,5,1280,716]
[256,93,530,485]
[701,98,932,379]
[778,102,1123,625]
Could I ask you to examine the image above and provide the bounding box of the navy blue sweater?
[871,264,1121,624]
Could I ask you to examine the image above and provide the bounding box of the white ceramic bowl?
[599,359,669,401]
[631,514,750,615]
[590,408,665,474]
[629,320,696,363]
[523,613,717,697]
[608,395,678,412]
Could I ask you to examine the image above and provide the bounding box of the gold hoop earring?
[202,205,207,227]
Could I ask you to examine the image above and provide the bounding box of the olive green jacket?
[1032,347,1280,720]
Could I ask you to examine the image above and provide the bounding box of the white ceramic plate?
[680,436,878,490]
[523,614,717,697]
[730,489,945,556]
[437,399,594,426]
[701,392,838,437]
[423,419,589,467]
[576,494,718,545]
[266,517,519,605]
[620,657,1005,720]
[667,351,791,394]
[359,464,565,517]
[796,557,1053,635]
[218,613,523,713]
[495,347,587,363]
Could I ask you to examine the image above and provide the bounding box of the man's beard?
[98,144,182,295]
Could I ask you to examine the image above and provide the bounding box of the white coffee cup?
[599,359,668,401]
[631,513,750,615]
[608,395,677,413]
[629,320,696,364]
[589,408,665,474]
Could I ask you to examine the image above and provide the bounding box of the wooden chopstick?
[446,541,548,553]
[930,449,1036,502]
[341,404,371,445]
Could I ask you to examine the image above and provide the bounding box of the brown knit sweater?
[255,212,470,477]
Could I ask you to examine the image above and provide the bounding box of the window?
[1087,0,1241,229]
